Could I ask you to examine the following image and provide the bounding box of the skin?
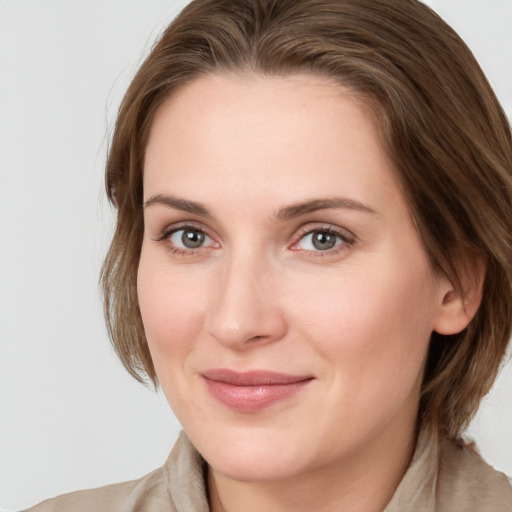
[138,73,475,512]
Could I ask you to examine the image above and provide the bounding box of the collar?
[161,429,512,511]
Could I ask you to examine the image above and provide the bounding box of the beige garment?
[26,430,512,511]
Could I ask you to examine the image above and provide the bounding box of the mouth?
[201,369,314,412]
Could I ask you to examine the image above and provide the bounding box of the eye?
[293,227,352,253]
[168,227,214,250]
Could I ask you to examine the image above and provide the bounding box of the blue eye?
[297,230,345,251]
[169,228,213,249]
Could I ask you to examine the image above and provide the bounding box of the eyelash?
[290,225,355,257]
[153,223,218,257]
[153,223,355,257]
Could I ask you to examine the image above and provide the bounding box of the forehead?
[143,72,403,219]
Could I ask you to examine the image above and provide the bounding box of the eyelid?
[152,221,220,253]
[289,223,356,253]
[151,220,355,257]
[153,220,212,240]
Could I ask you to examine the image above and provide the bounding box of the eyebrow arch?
[144,194,377,220]
[144,194,212,217]
[277,197,378,220]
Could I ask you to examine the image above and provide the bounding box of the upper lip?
[201,369,313,386]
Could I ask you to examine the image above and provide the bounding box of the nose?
[205,251,288,350]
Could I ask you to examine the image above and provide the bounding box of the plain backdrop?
[0,1,511,510]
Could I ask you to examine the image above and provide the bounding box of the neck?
[208,419,418,512]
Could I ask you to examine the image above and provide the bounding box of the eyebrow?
[143,194,378,219]
[276,197,378,220]
[144,194,212,217]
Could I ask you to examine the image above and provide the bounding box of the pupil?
[312,231,336,250]
[182,229,204,249]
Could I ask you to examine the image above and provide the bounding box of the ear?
[433,257,486,336]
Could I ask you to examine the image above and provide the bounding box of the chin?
[190,423,312,482]
[208,448,308,483]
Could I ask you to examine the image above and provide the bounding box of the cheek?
[136,249,209,373]
[290,258,437,389]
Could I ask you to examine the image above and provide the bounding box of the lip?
[201,369,314,412]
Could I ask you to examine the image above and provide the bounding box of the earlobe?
[433,258,486,336]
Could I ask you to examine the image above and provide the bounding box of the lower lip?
[203,378,312,412]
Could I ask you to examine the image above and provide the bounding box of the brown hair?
[102,0,512,438]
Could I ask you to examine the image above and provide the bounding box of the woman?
[29,0,512,510]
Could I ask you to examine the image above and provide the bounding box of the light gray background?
[0,1,511,510]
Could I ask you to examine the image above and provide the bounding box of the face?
[138,73,450,483]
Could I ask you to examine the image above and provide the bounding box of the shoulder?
[24,432,207,512]
[25,466,172,512]
[436,437,512,511]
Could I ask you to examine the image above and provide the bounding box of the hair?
[102,0,512,439]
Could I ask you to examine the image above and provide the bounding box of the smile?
[201,369,314,412]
